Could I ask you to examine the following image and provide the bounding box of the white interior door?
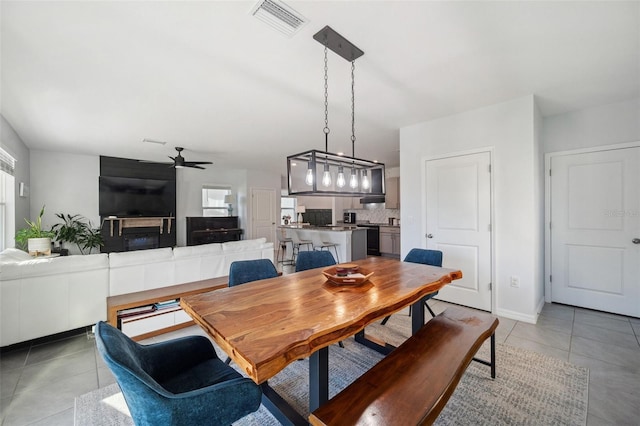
[550,147,640,317]
[425,152,492,311]
[251,188,277,244]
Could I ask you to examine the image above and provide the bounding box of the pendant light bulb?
[305,162,314,186]
[336,166,346,188]
[321,162,332,187]
[361,170,370,190]
[349,168,359,189]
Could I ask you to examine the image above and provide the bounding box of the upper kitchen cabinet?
[385,177,400,209]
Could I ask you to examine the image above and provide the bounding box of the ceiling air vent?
[250,0,308,37]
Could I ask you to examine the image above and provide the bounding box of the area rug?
[76,316,588,425]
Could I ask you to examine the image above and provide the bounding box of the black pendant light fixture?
[287,26,385,197]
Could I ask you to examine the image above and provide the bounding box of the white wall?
[1,114,30,237]
[533,101,545,313]
[400,95,543,322]
[30,150,100,232]
[543,98,640,152]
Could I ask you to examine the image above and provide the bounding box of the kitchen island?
[279,225,367,263]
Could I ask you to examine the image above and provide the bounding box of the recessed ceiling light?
[337,152,344,156]
[142,138,167,145]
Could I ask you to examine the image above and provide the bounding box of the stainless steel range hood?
[360,195,385,204]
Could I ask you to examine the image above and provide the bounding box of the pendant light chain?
[320,43,332,188]
[351,60,356,157]
[323,44,330,152]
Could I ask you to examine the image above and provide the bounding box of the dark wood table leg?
[309,346,329,412]
[260,381,307,426]
[412,296,426,335]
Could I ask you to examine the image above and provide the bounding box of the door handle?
[633,238,640,244]
[426,234,433,239]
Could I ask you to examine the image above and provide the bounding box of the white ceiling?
[2,1,638,177]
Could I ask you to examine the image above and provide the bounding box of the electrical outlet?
[510,276,520,288]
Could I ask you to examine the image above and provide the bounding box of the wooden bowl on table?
[322,264,373,286]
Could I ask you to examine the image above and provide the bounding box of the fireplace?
[101,222,175,253]
[124,233,160,251]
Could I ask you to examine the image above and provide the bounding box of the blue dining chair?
[381,248,443,325]
[295,250,336,272]
[228,259,278,287]
[95,321,262,426]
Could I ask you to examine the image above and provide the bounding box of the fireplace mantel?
[105,217,175,237]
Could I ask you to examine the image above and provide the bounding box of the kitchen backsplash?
[346,208,400,224]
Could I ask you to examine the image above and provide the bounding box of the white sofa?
[0,248,109,347]
[0,238,274,347]
[108,238,274,295]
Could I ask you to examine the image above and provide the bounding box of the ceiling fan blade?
[185,164,206,170]
[184,161,213,165]
[137,159,173,165]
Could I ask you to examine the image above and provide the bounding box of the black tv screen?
[99,176,176,217]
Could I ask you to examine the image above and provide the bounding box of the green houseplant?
[14,205,55,255]
[52,213,104,255]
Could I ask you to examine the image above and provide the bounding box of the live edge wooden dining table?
[180,256,462,426]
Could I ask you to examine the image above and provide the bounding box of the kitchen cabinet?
[338,196,360,210]
[380,226,401,258]
[385,177,400,209]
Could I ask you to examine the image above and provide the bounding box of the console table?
[107,276,227,341]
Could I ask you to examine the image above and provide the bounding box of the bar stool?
[314,232,340,263]
[291,229,313,262]
[276,228,294,265]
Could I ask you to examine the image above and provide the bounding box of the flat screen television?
[99,176,176,217]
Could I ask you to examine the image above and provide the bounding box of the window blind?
[0,147,16,176]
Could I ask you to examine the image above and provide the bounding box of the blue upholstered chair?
[228,259,278,287]
[381,248,444,325]
[95,321,262,426]
[295,250,336,272]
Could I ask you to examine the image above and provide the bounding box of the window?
[202,186,231,217]
[281,197,295,224]
[0,147,16,251]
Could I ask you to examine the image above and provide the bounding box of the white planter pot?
[28,237,52,256]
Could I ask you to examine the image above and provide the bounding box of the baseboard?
[495,307,538,324]
[536,296,546,316]
[0,326,91,353]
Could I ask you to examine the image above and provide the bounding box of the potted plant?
[52,213,104,255]
[77,225,103,254]
[15,205,55,256]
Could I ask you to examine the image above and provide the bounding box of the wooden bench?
[309,306,499,426]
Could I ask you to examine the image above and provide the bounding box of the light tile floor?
[1,300,638,425]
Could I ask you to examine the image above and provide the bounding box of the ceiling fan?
[168,147,212,170]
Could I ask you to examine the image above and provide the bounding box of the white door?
[550,147,640,317]
[251,188,277,244]
[425,152,492,311]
